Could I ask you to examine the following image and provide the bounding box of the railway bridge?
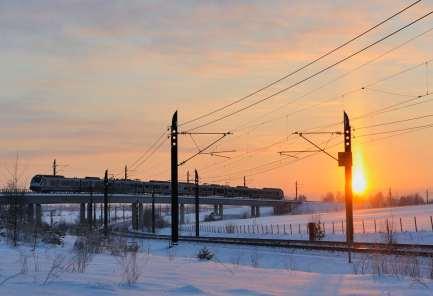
[0,192,300,230]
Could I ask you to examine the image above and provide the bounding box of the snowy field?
[0,235,433,295]
[177,203,433,245]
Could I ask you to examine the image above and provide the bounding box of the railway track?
[112,231,433,257]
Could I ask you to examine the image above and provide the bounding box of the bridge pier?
[80,203,86,224]
[214,204,218,215]
[218,204,224,219]
[26,204,34,224]
[138,203,144,230]
[180,204,185,225]
[131,203,138,230]
[35,204,42,225]
[273,203,290,215]
[87,202,93,227]
[250,206,260,218]
[100,203,103,224]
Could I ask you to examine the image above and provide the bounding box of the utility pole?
[388,187,392,206]
[195,169,200,237]
[170,111,231,244]
[104,169,109,237]
[170,111,179,244]
[151,189,156,234]
[243,176,246,187]
[426,189,429,204]
[124,165,128,181]
[338,112,353,262]
[53,159,57,176]
[187,171,190,183]
[295,181,298,200]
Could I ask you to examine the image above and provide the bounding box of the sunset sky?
[1,0,432,199]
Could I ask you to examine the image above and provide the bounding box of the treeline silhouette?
[321,191,428,209]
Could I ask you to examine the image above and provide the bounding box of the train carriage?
[30,175,284,200]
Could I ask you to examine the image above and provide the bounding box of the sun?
[352,151,367,195]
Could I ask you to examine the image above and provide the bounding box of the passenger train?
[29,175,284,200]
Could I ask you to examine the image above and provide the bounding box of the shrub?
[197,247,214,260]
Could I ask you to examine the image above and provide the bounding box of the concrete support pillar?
[93,203,96,223]
[251,206,256,218]
[255,206,260,217]
[114,206,118,222]
[100,204,103,224]
[180,204,185,225]
[80,203,86,224]
[131,203,138,230]
[218,204,224,219]
[87,202,93,227]
[138,203,144,230]
[35,204,42,226]
[26,204,34,224]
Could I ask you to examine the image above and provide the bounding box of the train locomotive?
[29,175,284,200]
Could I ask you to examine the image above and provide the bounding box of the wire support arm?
[178,134,230,166]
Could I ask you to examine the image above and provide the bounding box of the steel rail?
[112,231,433,257]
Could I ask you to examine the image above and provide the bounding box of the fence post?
[400,217,403,232]
[290,224,292,236]
[298,224,301,234]
[414,216,418,232]
[332,222,335,234]
[322,222,325,234]
[283,224,286,235]
[386,219,390,236]
[430,216,433,231]
[341,220,344,234]
[374,218,377,233]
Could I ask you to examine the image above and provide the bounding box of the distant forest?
[321,191,428,209]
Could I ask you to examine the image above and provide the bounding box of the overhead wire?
[179,0,423,128]
[230,27,433,135]
[129,130,168,170]
[186,10,433,132]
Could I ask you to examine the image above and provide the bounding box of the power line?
[129,130,168,169]
[354,113,433,130]
[179,0,422,128]
[180,27,433,178]
[186,10,433,132]
[132,135,168,171]
[230,27,433,135]
[355,122,433,138]
[198,57,433,175]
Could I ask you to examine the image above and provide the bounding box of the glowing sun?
[352,151,367,195]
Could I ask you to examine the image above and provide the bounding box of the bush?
[204,213,218,222]
[41,231,63,245]
[197,247,214,260]
[115,242,142,286]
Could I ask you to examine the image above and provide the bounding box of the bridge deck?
[0,193,298,207]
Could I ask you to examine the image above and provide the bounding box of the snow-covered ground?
[177,203,433,244]
[0,235,432,295]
